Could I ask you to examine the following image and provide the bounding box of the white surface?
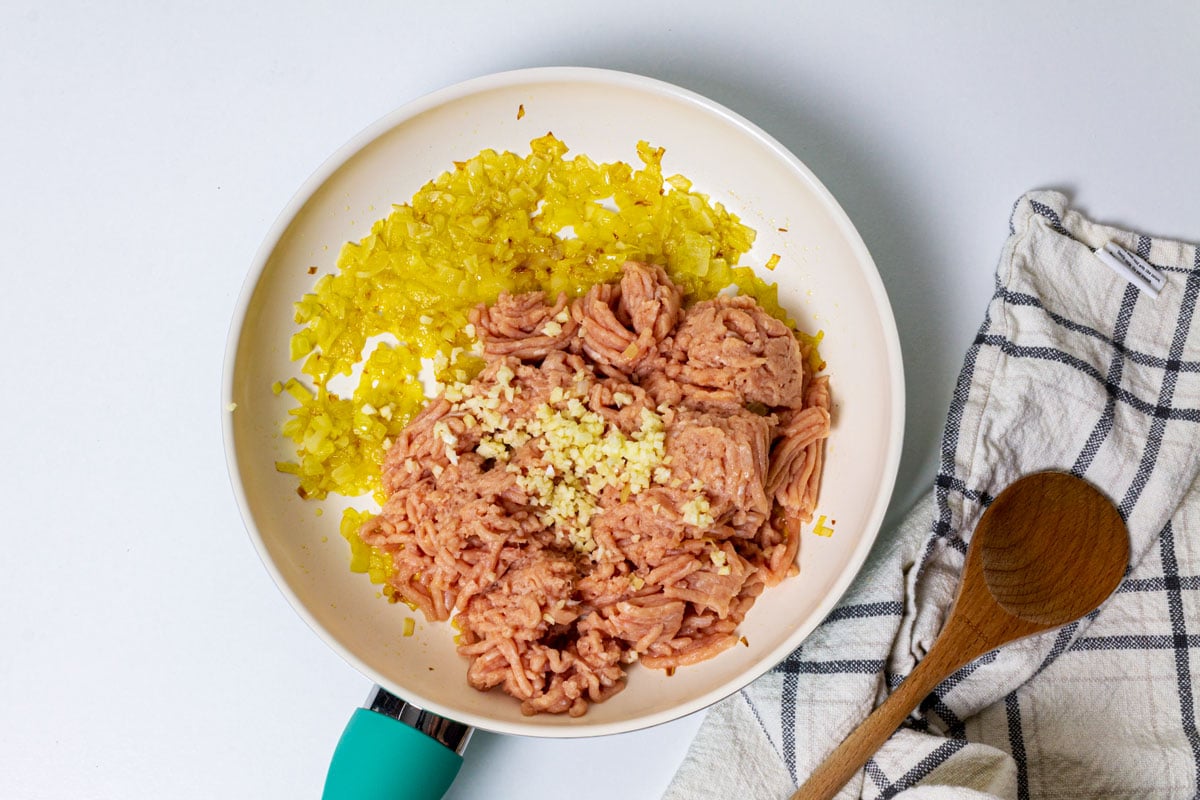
[225,67,902,737]
[3,2,1198,798]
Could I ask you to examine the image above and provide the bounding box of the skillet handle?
[322,687,472,800]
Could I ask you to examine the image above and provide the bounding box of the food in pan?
[276,135,829,715]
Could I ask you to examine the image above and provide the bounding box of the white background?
[3,2,1199,798]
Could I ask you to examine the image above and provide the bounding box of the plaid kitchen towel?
[664,190,1200,800]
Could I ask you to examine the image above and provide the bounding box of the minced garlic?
[682,495,714,528]
[438,372,671,558]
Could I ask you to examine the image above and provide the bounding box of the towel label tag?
[1094,241,1166,298]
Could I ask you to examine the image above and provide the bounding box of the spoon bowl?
[791,471,1130,800]
[977,471,1127,626]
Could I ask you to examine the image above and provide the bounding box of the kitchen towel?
[664,190,1200,800]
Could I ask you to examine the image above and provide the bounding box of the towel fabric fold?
[664,191,1200,800]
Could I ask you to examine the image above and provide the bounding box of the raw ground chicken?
[360,262,831,716]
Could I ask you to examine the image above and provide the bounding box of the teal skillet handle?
[322,686,473,800]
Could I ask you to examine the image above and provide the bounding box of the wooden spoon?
[790,471,1129,800]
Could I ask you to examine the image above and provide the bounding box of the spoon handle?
[788,639,968,800]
